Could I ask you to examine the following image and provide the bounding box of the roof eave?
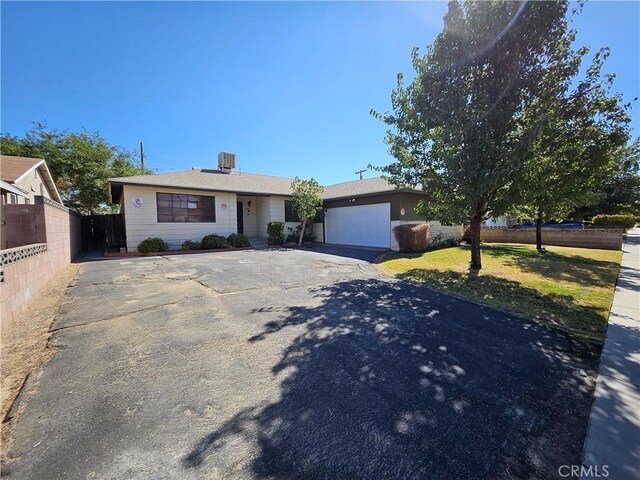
[0,180,29,198]
[39,163,63,204]
[108,179,291,197]
[322,188,427,201]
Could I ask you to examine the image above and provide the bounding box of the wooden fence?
[81,214,126,251]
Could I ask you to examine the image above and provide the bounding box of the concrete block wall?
[4,203,47,248]
[1,245,50,329]
[480,228,624,250]
[0,197,82,330]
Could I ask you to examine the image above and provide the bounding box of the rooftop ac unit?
[218,152,236,172]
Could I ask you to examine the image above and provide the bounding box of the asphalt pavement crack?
[49,295,205,332]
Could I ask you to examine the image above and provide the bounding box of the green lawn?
[379,244,622,346]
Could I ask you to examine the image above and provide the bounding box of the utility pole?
[355,169,366,180]
[140,142,145,172]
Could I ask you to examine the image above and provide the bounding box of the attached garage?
[324,203,391,248]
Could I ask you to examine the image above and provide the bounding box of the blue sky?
[2,1,638,185]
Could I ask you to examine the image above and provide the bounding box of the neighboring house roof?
[109,168,423,201]
[0,155,63,203]
[0,180,29,198]
[1,155,42,182]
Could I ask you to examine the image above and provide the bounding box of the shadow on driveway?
[297,243,387,262]
[184,278,598,479]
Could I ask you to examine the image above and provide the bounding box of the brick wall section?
[480,228,624,250]
[0,197,82,330]
[4,203,47,248]
[43,199,82,264]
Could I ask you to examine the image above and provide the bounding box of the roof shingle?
[0,155,44,182]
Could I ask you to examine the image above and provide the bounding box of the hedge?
[267,222,285,245]
[181,240,201,251]
[137,237,168,253]
[591,214,636,229]
[202,234,228,249]
[227,233,251,248]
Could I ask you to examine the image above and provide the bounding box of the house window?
[284,200,300,222]
[156,193,216,222]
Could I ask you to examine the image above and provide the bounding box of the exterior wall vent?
[218,152,236,172]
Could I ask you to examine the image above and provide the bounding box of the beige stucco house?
[109,153,462,252]
[0,155,63,249]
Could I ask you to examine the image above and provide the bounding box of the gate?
[81,214,126,251]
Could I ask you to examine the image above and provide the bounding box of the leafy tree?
[508,43,631,251]
[373,1,570,269]
[290,177,323,245]
[0,122,146,213]
[578,137,640,218]
[597,172,640,217]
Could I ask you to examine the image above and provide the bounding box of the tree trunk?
[536,210,544,252]
[469,215,482,270]
[298,218,307,246]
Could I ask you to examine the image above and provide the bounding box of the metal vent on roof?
[218,152,236,172]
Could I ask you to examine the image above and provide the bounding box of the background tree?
[573,137,640,218]
[508,44,631,251]
[290,177,323,246]
[0,122,146,213]
[373,1,569,269]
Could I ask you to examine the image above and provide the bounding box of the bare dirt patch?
[1,263,80,465]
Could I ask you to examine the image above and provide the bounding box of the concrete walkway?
[583,228,640,479]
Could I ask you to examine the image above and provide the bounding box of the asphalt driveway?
[6,246,598,479]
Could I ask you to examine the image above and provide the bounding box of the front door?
[237,202,244,234]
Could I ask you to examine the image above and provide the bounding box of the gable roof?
[0,155,63,203]
[109,168,422,201]
[0,155,42,182]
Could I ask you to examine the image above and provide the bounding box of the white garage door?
[325,203,391,248]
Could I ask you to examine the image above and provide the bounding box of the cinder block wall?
[0,197,82,330]
[480,228,624,250]
[4,203,47,248]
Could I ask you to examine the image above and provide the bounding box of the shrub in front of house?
[393,223,430,253]
[428,232,459,250]
[181,240,201,251]
[285,223,316,244]
[267,222,285,245]
[227,233,251,248]
[591,214,636,229]
[201,234,228,249]
[285,230,297,243]
[137,237,168,253]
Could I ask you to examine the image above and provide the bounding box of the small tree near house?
[290,177,323,246]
